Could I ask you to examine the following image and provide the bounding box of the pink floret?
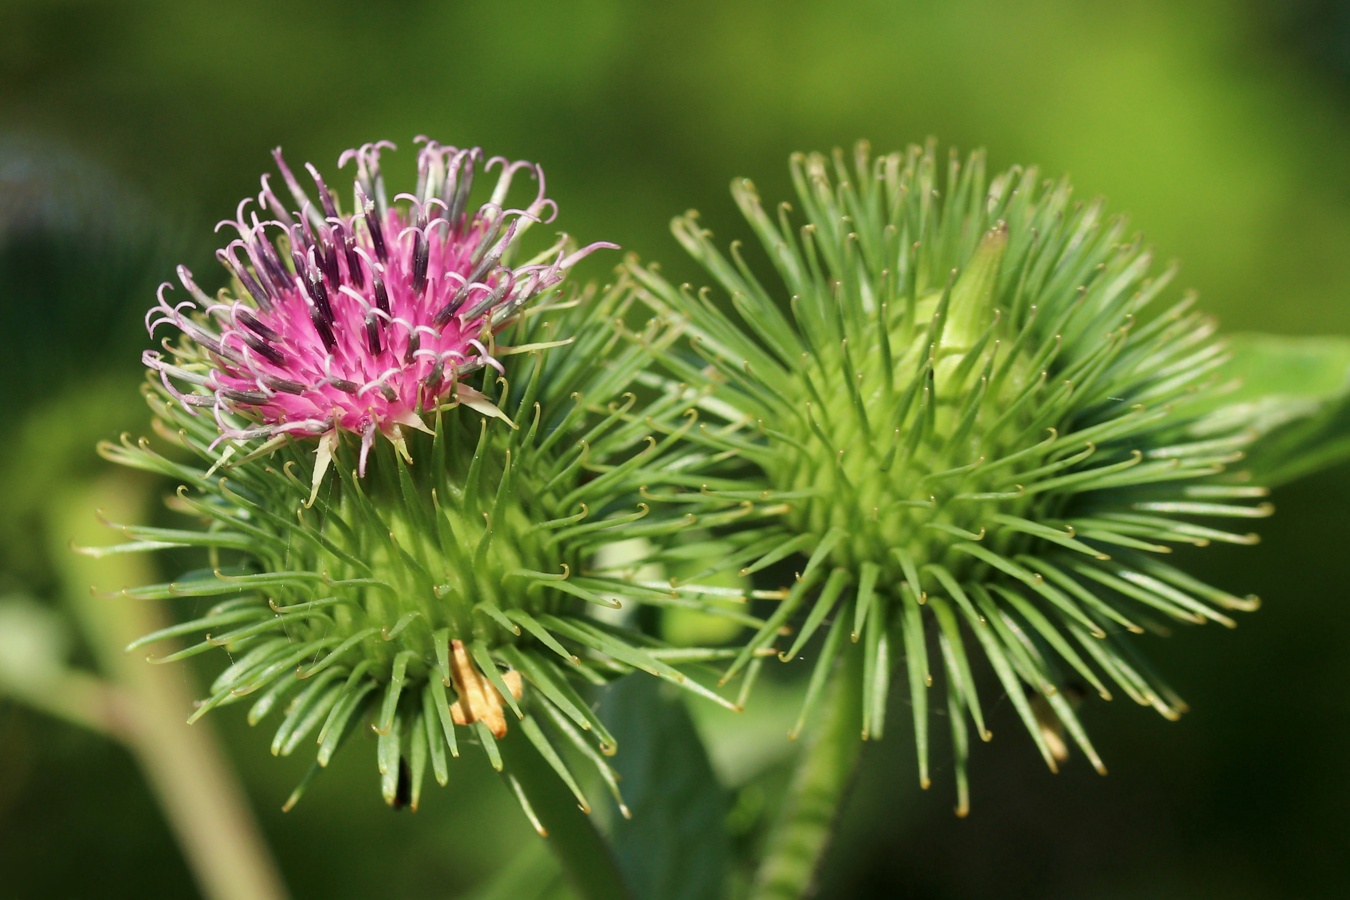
[144,138,613,468]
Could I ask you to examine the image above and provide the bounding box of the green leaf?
[600,675,731,900]
[1196,333,1350,485]
[464,835,566,900]
[493,730,629,900]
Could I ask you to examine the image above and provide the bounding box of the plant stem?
[750,650,866,899]
[496,729,632,900]
[0,658,135,740]
[54,475,290,900]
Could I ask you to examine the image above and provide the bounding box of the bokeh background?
[3,1,1349,897]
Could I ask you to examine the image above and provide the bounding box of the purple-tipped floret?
[145,138,614,471]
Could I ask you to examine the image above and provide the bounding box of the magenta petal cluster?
[145,138,612,473]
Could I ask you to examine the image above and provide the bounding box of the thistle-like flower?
[632,142,1270,814]
[98,142,761,820]
[145,138,606,497]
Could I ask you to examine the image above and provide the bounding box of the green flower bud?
[99,277,759,821]
[633,141,1270,815]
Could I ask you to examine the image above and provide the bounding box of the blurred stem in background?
[43,474,288,900]
[751,651,865,900]
[0,136,285,900]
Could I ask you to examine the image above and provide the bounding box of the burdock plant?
[83,134,1300,900]
[631,141,1270,821]
[96,140,759,823]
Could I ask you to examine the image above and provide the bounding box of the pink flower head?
[145,138,613,488]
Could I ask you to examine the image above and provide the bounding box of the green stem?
[54,476,290,900]
[496,729,632,900]
[0,664,137,740]
[751,651,866,899]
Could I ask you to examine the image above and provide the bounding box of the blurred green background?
[3,0,1349,897]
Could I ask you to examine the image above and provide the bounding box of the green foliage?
[1200,334,1350,485]
[7,3,1350,895]
[601,676,732,900]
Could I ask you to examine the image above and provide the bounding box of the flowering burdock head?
[97,142,761,821]
[145,138,607,498]
[632,141,1270,814]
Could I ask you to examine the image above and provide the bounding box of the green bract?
[632,141,1270,814]
[98,280,762,819]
